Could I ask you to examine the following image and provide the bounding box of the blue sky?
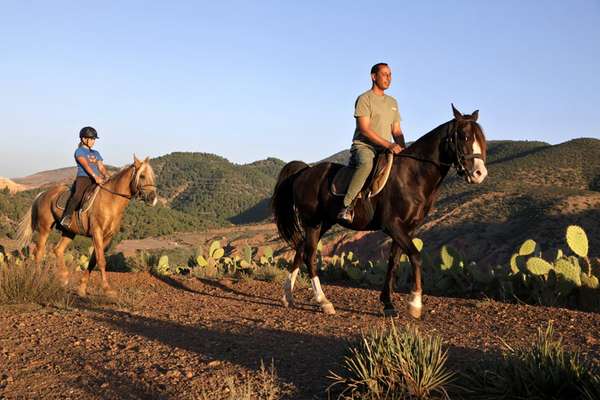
[1,0,599,177]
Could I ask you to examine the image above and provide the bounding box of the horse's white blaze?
[470,138,488,184]
[311,276,326,303]
[408,291,422,308]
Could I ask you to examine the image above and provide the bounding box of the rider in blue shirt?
[60,127,109,228]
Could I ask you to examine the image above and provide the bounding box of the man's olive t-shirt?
[352,90,401,146]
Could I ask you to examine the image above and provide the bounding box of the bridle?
[397,119,484,178]
[444,120,484,179]
[98,165,156,200]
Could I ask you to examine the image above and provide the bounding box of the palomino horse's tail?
[16,191,43,250]
[271,161,309,248]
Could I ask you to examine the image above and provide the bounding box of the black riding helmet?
[79,126,99,139]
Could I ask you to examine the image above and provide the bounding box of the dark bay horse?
[272,105,488,318]
[16,155,157,297]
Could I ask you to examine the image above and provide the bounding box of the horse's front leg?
[92,231,116,297]
[380,242,402,317]
[386,227,423,319]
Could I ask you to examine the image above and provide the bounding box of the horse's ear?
[133,154,142,169]
[452,103,463,120]
[471,110,479,122]
[143,157,150,163]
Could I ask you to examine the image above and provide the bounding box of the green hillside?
[151,152,285,223]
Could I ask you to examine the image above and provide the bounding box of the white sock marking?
[311,276,326,303]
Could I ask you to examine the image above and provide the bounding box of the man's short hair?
[371,63,388,75]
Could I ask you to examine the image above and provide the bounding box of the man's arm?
[392,121,406,148]
[357,117,402,154]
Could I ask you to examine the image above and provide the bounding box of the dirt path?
[1,272,599,399]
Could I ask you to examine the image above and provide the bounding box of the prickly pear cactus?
[440,245,460,270]
[526,257,552,275]
[196,255,208,267]
[412,238,423,252]
[209,241,224,260]
[518,239,538,256]
[242,245,253,264]
[158,255,169,268]
[554,258,581,286]
[509,253,521,274]
[581,273,599,289]
[566,225,588,258]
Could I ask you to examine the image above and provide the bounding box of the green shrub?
[464,322,600,400]
[329,321,454,399]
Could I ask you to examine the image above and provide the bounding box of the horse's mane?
[106,164,135,184]
[402,119,486,159]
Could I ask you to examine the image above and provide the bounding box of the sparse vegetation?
[0,253,71,307]
[198,360,295,400]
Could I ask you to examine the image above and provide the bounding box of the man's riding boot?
[337,205,354,223]
[60,214,72,229]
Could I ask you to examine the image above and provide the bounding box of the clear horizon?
[1,1,599,178]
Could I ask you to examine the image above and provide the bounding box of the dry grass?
[0,259,72,308]
[198,360,295,400]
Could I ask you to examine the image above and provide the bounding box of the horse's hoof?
[383,308,398,317]
[321,302,336,315]
[77,287,87,297]
[408,305,422,319]
[281,297,295,308]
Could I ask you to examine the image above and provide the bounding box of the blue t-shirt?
[74,147,103,177]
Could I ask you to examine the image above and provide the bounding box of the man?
[60,126,109,228]
[338,63,406,223]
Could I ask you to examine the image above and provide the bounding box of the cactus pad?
[525,257,552,275]
[566,225,588,258]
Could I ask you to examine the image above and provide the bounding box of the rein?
[395,120,483,177]
[97,167,156,199]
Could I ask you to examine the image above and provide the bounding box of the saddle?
[56,185,101,232]
[331,152,394,198]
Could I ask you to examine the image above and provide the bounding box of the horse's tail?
[16,191,43,250]
[271,161,309,248]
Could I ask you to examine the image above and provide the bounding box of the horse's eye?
[140,174,146,179]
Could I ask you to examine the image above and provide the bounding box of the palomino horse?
[271,105,488,318]
[17,155,157,297]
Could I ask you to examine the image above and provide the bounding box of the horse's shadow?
[152,273,382,317]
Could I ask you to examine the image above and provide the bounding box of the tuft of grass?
[0,259,72,308]
[463,322,600,400]
[251,264,288,283]
[329,321,454,399]
[199,360,295,400]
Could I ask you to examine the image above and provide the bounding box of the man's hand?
[387,143,403,154]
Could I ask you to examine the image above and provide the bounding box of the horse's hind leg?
[305,226,335,315]
[53,233,74,287]
[34,225,51,264]
[282,245,304,308]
